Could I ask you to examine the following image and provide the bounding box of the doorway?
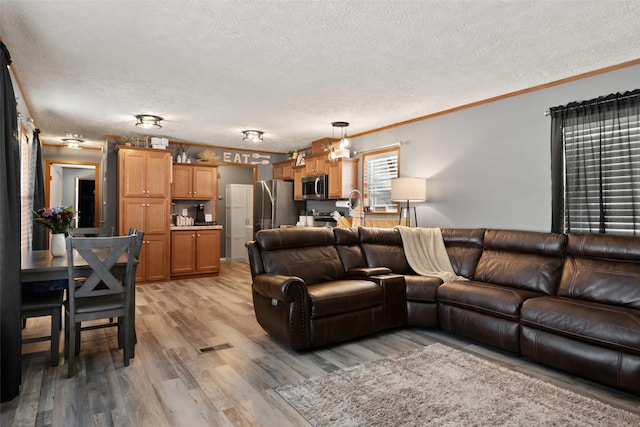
[45,161,99,228]
[76,178,96,227]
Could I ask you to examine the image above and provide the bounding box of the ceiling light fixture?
[61,132,85,149]
[331,121,351,149]
[135,114,163,129]
[242,130,264,143]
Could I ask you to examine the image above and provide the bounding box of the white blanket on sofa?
[395,226,467,282]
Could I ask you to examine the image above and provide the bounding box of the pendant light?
[331,121,351,149]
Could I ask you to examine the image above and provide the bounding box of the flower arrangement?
[33,205,74,234]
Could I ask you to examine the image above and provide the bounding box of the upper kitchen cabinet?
[327,158,359,199]
[304,153,327,177]
[272,159,296,180]
[117,146,171,198]
[172,164,218,200]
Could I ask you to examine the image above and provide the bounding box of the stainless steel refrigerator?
[254,180,301,233]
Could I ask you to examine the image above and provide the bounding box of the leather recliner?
[246,227,405,351]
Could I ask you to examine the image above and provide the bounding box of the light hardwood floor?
[3,260,639,426]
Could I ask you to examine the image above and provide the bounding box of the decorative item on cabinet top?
[197,150,220,165]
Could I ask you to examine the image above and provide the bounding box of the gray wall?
[353,65,640,232]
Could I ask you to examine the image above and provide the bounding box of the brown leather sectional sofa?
[246,226,640,394]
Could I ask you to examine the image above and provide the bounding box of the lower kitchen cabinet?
[171,228,221,276]
[138,234,170,283]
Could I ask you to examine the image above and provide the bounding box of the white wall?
[352,65,640,232]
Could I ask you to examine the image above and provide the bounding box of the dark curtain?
[0,41,22,401]
[550,89,640,235]
[32,129,47,249]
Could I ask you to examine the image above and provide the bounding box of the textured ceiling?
[2,0,640,152]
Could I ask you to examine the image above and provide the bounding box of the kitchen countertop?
[170,225,223,231]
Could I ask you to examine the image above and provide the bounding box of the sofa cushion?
[405,275,442,302]
[521,296,640,356]
[262,246,345,285]
[473,229,567,295]
[438,280,543,321]
[441,228,485,278]
[359,227,413,274]
[256,227,335,250]
[558,233,640,309]
[307,280,383,318]
[334,227,368,271]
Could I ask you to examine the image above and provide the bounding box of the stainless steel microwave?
[301,175,328,200]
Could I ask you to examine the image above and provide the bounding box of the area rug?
[275,343,640,426]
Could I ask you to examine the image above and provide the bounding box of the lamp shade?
[391,177,426,202]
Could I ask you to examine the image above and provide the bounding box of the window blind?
[363,149,399,211]
[563,113,640,235]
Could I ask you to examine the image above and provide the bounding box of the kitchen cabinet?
[118,147,171,198]
[138,234,170,283]
[171,228,221,276]
[273,159,295,180]
[304,153,327,177]
[172,164,218,199]
[293,166,304,201]
[328,158,359,199]
[119,198,170,235]
[117,146,171,283]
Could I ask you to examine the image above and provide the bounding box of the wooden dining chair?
[72,228,144,352]
[124,228,144,359]
[64,235,137,377]
[21,289,64,366]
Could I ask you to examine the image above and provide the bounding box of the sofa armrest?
[346,267,392,277]
[252,274,307,302]
[368,274,407,328]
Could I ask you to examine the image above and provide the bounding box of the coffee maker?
[195,203,206,225]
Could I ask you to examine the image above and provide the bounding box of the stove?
[313,212,337,226]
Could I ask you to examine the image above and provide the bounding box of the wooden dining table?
[21,248,131,282]
[21,248,138,358]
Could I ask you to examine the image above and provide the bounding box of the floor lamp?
[391,177,427,227]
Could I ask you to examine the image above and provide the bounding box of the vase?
[181,152,187,163]
[50,233,66,257]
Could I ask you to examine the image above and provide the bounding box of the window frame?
[361,146,400,215]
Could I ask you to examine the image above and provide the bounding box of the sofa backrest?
[474,229,567,295]
[333,227,368,272]
[558,233,640,309]
[358,227,414,274]
[441,228,485,278]
[252,227,345,285]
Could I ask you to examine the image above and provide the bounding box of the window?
[551,90,640,235]
[362,146,400,213]
[20,126,31,251]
